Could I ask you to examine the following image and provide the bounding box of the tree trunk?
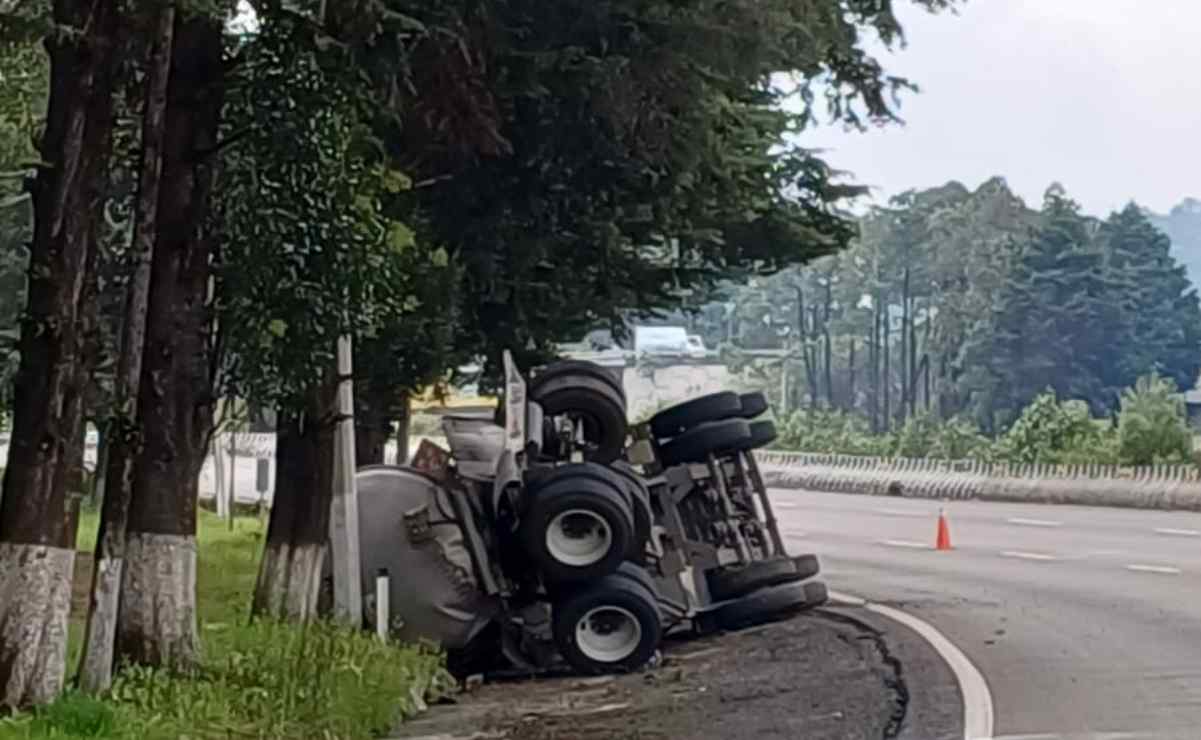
[117,16,224,672]
[919,354,931,412]
[354,411,389,467]
[869,303,879,432]
[909,298,919,419]
[89,422,109,508]
[253,386,337,621]
[922,310,932,412]
[847,339,856,412]
[80,2,175,693]
[0,0,119,709]
[394,392,410,465]
[354,381,392,467]
[881,310,891,433]
[938,353,949,419]
[807,306,820,407]
[795,285,817,408]
[898,267,910,424]
[822,277,833,409]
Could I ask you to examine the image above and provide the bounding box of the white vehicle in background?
[634,326,710,360]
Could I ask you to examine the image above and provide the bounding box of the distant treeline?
[659,179,1201,433]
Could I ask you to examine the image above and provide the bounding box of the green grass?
[1,510,451,740]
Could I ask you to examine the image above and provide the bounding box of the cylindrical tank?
[354,465,499,648]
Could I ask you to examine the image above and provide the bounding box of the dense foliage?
[387,0,955,383]
[686,179,1201,433]
[1117,374,1192,465]
[774,381,1192,466]
[0,41,45,429]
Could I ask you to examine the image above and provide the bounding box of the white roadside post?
[375,568,389,642]
[330,335,363,626]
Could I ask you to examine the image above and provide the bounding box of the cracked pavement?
[391,609,963,740]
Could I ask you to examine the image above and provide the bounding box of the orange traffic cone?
[935,508,952,551]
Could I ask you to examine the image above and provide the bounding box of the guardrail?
[758,450,1201,511]
[756,450,1201,482]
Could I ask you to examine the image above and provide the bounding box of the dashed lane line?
[878,539,933,549]
[1006,517,1063,528]
[1125,564,1182,575]
[872,507,929,518]
[1153,527,1200,537]
[1000,550,1057,561]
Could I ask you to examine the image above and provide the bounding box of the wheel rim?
[575,606,642,663]
[546,509,612,566]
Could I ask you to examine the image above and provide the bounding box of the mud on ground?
[393,610,910,740]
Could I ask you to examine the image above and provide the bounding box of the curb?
[830,591,994,740]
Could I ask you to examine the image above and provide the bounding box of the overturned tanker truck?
[353,352,827,676]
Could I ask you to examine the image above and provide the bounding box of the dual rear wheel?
[552,565,662,674]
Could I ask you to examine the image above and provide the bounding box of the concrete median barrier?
[760,452,1201,511]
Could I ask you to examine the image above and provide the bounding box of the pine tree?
[1099,203,1201,395]
[962,185,1113,422]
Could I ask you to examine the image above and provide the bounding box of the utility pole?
[329,335,362,625]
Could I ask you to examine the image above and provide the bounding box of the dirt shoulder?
[392,607,962,740]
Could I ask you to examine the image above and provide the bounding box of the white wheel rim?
[546,509,612,566]
[576,606,642,663]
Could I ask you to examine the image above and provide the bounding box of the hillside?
[1148,198,1201,289]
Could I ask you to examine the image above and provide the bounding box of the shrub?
[997,390,1103,463]
[1117,374,1192,465]
[776,408,893,456]
[2,511,452,740]
[96,620,451,740]
[890,412,937,458]
[928,417,994,460]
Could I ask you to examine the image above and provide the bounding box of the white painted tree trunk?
[77,1,175,694]
[253,542,325,621]
[77,550,123,692]
[0,544,74,709]
[116,533,199,670]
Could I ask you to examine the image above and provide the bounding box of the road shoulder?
[391,608,964,740]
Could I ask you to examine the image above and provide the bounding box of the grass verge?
[1,510,451,739]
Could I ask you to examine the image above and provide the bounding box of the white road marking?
[772,500,801,509]
[1006,517,1063,528]
[827,591,867,607]
[878,539,933,549]
[990,733,1156,739]
[1125,564,1182,575]
[873,507,928,518]
[1000,550,1057,561]
[830,589,994,740]
[1153,527,1201,537]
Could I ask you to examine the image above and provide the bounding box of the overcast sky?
[798,0,1199,218]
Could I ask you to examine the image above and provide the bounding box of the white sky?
[796,0,1201,217]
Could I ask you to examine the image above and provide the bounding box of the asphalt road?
[771,489,1201,740]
